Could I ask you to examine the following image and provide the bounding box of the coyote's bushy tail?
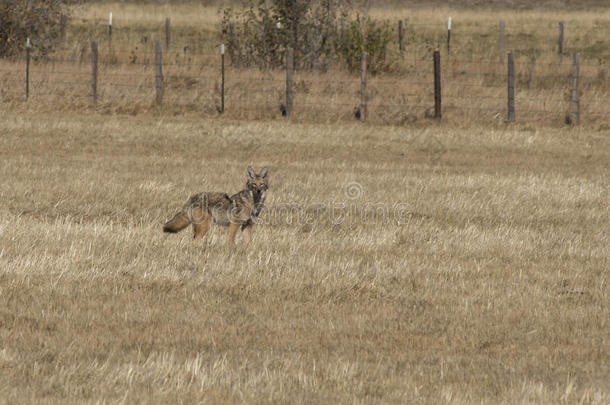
[163,210,190,233]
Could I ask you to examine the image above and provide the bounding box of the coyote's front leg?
[242,224,253,244]
[228,221,240,244]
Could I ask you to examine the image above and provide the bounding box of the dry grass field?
[1,110,609,403]
[1,1,609,403]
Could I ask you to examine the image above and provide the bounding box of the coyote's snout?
[163,166,269,244]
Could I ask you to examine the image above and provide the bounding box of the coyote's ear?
[260,167,268,178]
[247,166,255,179]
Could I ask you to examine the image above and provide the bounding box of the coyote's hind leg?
[192,208,211,240]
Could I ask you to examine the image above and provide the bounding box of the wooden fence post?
[507,52,515,122]
[433,50,441,119]
[398,20,404,55]
[165,18,171,51]
[558,22,564,61]
[155,40,163,105]
[285,48,293,117]
[498,20,506,62]
[26,38,30,99]
[91,41,98,104]
[221,44,225,113]
[570,52,580,125]
[360,52,367,121]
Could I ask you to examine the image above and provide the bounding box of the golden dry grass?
[0,1,609,403]
[0,109,609,403]
[69,1,224,27]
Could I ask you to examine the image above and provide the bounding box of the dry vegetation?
[0,1,609,403]
[1,110,609,403]
[0,2,609,126]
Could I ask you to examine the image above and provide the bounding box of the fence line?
[41,49,609,70]
[3,41,609,126]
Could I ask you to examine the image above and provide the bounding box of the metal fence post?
[360,52,367,121]
[434,51,441,119]
[507,52,515,122]
[91,41,98,104]
[155,40,163,105]
[285,48,293,117]
[26,38,30,99]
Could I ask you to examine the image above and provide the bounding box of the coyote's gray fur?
[163,166,268,243]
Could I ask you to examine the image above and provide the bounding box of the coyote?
[163,166,269,244]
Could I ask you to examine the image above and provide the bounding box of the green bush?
[0,0,66,59]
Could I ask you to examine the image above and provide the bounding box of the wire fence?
[2,20,609,126]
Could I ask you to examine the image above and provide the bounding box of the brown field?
[1,1,609,403]
[1,110,609,403]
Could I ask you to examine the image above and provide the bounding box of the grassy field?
[0,1,609,403]
[0,109,609,402]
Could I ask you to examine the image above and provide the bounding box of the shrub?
[0,0,66,59]
[222,0,394,73]
[334,16,393,74]
[222,0,337,70]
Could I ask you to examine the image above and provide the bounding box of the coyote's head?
[246,166,269,200]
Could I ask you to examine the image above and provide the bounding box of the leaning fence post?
[360,52,367,121]
[221,44,225,113]
[165,18,171,51]
[26,38,30,99]
[433,50,441,119]
[91,41,98,104]
[570,52,580,125]
[285,47,293,117]
[155,40,163,105]
[507,52,515,122]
